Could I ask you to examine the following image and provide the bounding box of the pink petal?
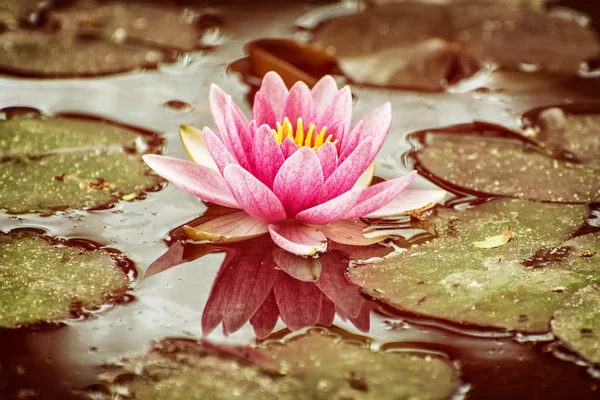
[273,247,322,282]
[252,124,285,188]
[312,75,339,114]
[283,81,316,125]
[317,86,352,145]
[319,138,372,202]
[325,120,345,145]
[344,172,417,220]
[222,244,279,335]
[253,92,277,128]
[365,189,447,219]
[316,253,364,318]
[339,120,362,162]
[179,125,218,169]
[183,211,268,243]
[295,188,362,225]
[273,147,323,215]
[209,84,248,139]
[222,164,286,222]
[268,223,327,256]
[224,99,250,169]
[280,137,298,158]
[258,71,288,120]
[250,290,279,340]
[318,219,386,246]
[202,127,238,174]
[143,155,240,209]
[315,141,338,180]
[209,84,230,139]
[273,272,322,331]
[356,102,392,160]
[317,296,336,327]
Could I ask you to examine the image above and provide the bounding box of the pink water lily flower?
[143,72,445,256]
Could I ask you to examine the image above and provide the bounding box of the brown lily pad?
[0,0,46,27]
[350,199,600,333]
[95,329,461,400]
[0,30,166,78]
[49,1,209,52]
[311,0,599,90]
[0,116,162,213]
[410,121,600,203]
[0,0,224,77]
[522,103,600,166]
[0,230,130,328]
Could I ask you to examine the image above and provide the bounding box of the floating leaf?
[311,0,599,90]
[350,199,600,332]
[411,122,600,203]
[228,38,341,103]
[0,231,130,328]
[49,1,210,52]
[0,0,224,77]
[550,235,600,364]
[0,31,166,78]
[97,330,460,400]
[473,225,512,248]
[0,117,162,213]
[522,103,600,166]
[0,0,44,27]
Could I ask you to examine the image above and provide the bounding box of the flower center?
[272,117,338,149]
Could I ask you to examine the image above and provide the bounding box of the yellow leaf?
[473,225,512,249]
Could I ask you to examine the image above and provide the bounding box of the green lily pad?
[0,117,162,213]
[100,330,460,400]
[551,236,600,364]
[411,123,600,203]
[0,230,130,328]
[349,199,600,333]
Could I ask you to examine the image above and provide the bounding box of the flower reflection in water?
[147,226,389,339]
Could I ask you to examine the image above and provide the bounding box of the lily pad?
[0,116,162,213]
[311,0,599,89]
[0,230,130,328]
[449,0,599,73]
[411,122,600,203]
[0,31,166,78]
[0,0,44,27]
[99,330,460,400]
[550,236,600,364]
[522,104,600,166]
[349,199,600,333]
[49,1,209,52]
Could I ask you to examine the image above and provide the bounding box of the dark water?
[1,1,600,399]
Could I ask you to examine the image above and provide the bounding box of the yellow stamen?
[305,124,315,147]
[295,118,305,146]
[285,118,293,139]
[314,126,327,147]
[270,118,336,150]
[275,121,283,144]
